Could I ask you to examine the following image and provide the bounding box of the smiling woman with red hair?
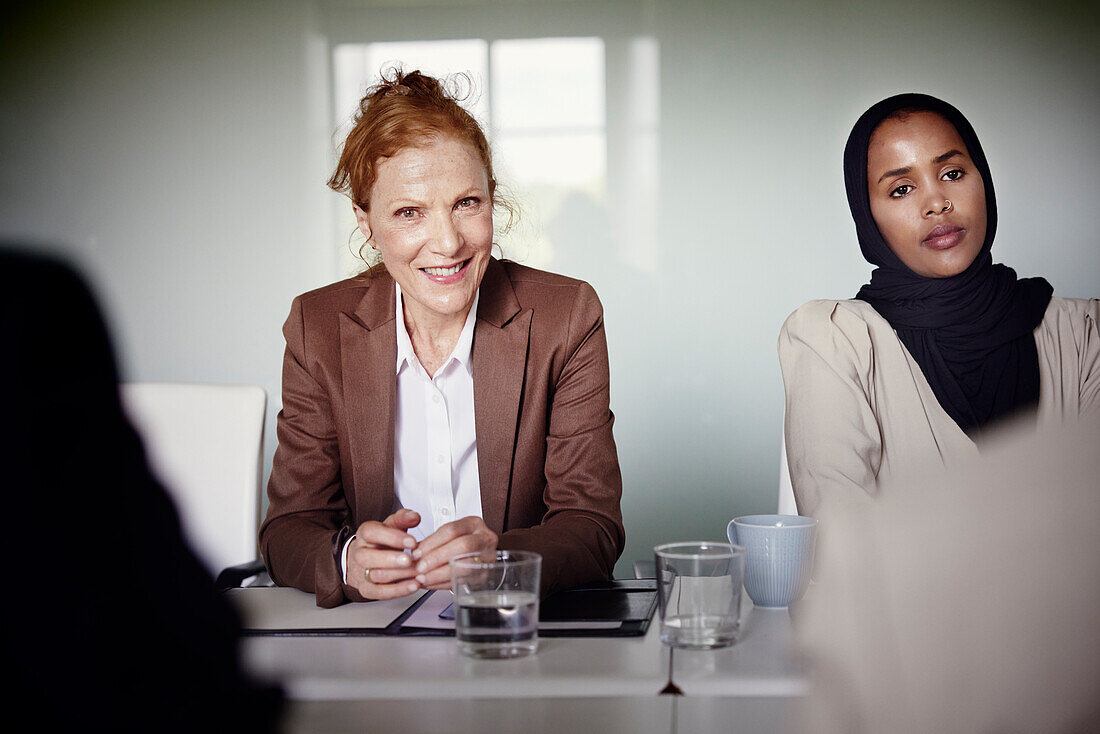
[779,93,1099,520]
[260,69,624,607]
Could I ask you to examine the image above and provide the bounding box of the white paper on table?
[226,587,427,631]
[401,588,460,630]
[402,590,623,631]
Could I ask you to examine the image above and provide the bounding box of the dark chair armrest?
[215,559,267,590]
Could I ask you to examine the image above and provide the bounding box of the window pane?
[491,38,605,131]
[496,132,605,189]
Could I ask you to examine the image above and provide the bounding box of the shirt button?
[432,394,441,404]
[440,508,450,517]
[437,455,445,464]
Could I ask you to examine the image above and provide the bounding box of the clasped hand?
[347,509,498,600]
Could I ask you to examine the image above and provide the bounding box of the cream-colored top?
[778,296,1100,518]
[794,412,1100,734]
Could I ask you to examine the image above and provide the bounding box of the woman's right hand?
[347,509,422,600]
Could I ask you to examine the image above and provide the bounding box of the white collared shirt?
[391,283,483,542]
[341,285,483,581]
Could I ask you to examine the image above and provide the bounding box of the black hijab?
[846,93,1053,435]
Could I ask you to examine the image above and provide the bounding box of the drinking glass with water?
[450,550,542,659]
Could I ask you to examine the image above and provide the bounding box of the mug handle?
[726,519,737,546]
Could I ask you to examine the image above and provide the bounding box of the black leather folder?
[537,579,658,636]
[231,579,658,638]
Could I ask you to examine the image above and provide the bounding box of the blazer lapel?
[340,274,398,523]
[473,259,531,534]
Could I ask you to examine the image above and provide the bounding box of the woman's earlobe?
[352,203,374,244]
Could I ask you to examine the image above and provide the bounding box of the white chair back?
[120,382,266,575]
[778,424,798,516]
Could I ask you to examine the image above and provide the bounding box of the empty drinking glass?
[654,542,745,649]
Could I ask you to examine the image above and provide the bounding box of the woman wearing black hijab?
[778,93,1099,519]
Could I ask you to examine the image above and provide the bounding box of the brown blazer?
[260,258,625,607]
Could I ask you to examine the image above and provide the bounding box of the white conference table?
[231,587,809,733]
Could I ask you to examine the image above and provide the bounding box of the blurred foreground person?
[795,411,1100,734]
[0,248,283,732]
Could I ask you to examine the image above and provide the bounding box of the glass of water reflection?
[654,542,745,649]
[450,550,542,659]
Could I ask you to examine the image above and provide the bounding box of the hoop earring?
[943,199,952,212]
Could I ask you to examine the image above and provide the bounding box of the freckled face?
[354,136,494,331]
[867,112,987,278]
